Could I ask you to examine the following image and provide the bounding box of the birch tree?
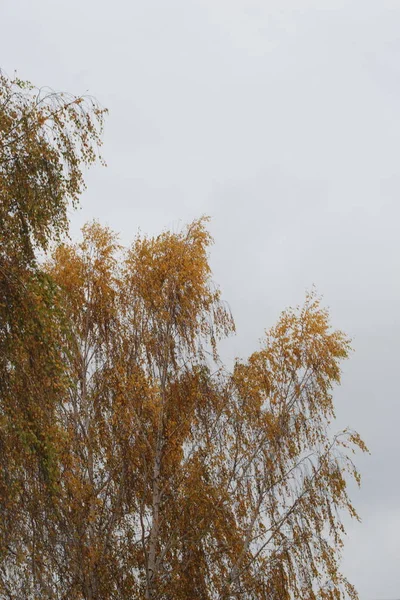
[0,70,367,600]
[0,71,106,597]
[40,220,366,600]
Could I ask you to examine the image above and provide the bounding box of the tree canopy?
[0,72,367,600]
[0,71,106,597]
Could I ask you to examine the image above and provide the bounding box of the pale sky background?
[1,1,399,598]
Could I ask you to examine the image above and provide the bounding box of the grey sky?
[1,1,399,598]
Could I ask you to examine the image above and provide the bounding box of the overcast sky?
[1,1,399,598]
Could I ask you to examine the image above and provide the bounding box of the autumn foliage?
[0,72,367,600]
